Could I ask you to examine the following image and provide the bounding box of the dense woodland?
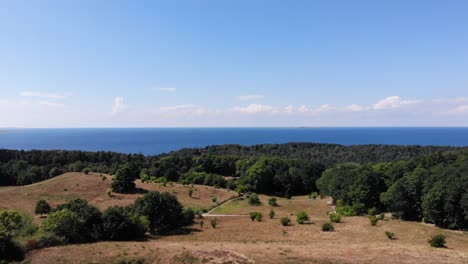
[0,143,467,231]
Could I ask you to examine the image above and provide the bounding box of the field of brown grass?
[2,173,468,263]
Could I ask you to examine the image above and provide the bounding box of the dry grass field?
[1,173,467,263]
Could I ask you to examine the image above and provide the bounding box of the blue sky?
[0,0,468,127]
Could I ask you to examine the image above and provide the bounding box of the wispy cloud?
[20,91,67,99]
[39,101,65,108]
[157,87,177,92]
[233,104,273,114]
[373,96,421,110]
[238,94,265,101]
[112,96,126,114]
[447,105,468,115]
[345,104,366,112]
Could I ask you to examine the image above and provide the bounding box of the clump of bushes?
[322,222,334,232]
[329,213,342,223]
[385,231,396,240]
[248,193,261,206]
[369,215,378,226]
[280,217,291,226]
[35,199,51,217]
[111,165,136,193]
[268,197,279,207]
[428,234,446,248]
[296,211,309,224]
[249,212,263,222]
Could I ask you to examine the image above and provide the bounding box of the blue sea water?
[0,128,467,155]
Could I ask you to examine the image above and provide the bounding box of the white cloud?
[156,104,208,117]
[20,91,67,99]
[39,101,65,108]
[447,105,468,115]
[158,104,198,111]
[233,104,273,114]
[112,97,126,114]
[373,96,421,110]
[238,94,265,101]
[157,87,177,92]
[345,104,366,112]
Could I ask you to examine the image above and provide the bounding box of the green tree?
[268,197,278,207]
[35,199,51,217]
[248,193,261,206]
[329,213,342,223]
[101,206,145,241]
[428,234,446,248]
[111,165,136,193]
[269,209,275,219]
[40,209,83,243]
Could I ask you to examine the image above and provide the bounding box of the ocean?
[0,127,467,155]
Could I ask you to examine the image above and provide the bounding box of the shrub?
[0,210,27,237]
[181,208,195,226]
[249,212,263,222]
[82,168,91,174]
[369,215,378,226]
[40,209,83,243]
[210,218,218,229]
[322,222,334,232]
[280,217,291,226]
[188,187,194,198]
[379,213,385,220]
[111,165,136,193]
[296,211,309,224]
[428,234,446,248]
[248,193,261,206]
[269,209,275,219]
[268,197,278,207]
[385,231,396,240]
[101,206,145,241]
[309,192,318,199]
[335,200,357,216]
[329,213,342,223]
[132,191,185,235]
[37,233,66,248]
[0,230,24,261]
[35,199,51,217]
[368,207,377,216]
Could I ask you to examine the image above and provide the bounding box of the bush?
[335,200,357,216]
[35,199,51,217]
[369,215,378,226]
[40,209,84,243]
[248,193,261,206]
[428,234,446,248]
[280,217,291,226]
[111,165,136,193]
[101,206,145,241]
[268,197,278,207]
[309,192,318,199]
[385,231,396,240]
[249,212,263,222]
[210,218,218,229]
[0,231,24,261]
[379,213,385,220]
[181,208,195,226]
[132,191,186,235]
[322,222,334,232]
[368,207,377,216]
[329,213,342,223]
[188,187,194,198]
[37,233,67,248]
[82,168,91,174]
[296,211,309,224]
[269,209,275,219]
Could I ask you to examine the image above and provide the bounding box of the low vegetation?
[280,217,291,226]
[296,211,309,224]
[428,234,447,248]
[322,222,334,232]
[329,213,342,223]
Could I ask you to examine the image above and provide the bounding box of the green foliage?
[179,171,226,188]
[269,209,275,219]
[132,191,186,235]
[368,207,377,216]
[268,197,278,207]
[369,215,378,226]
[428,234,446,248]
[101,206,145,241]
[35,199,51,217]
[248,193,261,206]
[280,217,291,226]
[385,231,396,240]
[0,210,26,237]
[188,187,194,198]
[335,200,358,216]
[309,192,318,199]
[321,222,334,232]
[40,209,83,243]
[249,212,263,222]
[329,213,342,223]
[111,165,136,193]
[0,228,24,261]
[82,167,91,174]
[379,213,385,220]
[210,218,218,229]
[296,211,309,224]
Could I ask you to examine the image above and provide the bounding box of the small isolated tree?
[329,213,342,223]
[35,199,51,217]
[309,192,318,199]
[82,168,91,175]
[268,197,278,207]
[269,209,275,219]
[369,215,378,226]
[211,218,218,229]
[385,231,396,240]
[248,193,261,206]
[111,165,136,193]
[249,212,263,222]
[322,222,334,232]
[296,211,309,224]
[428,234,446,248]
[188,187,194,198]
[199,220,204,229]
[280,217,291,226]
